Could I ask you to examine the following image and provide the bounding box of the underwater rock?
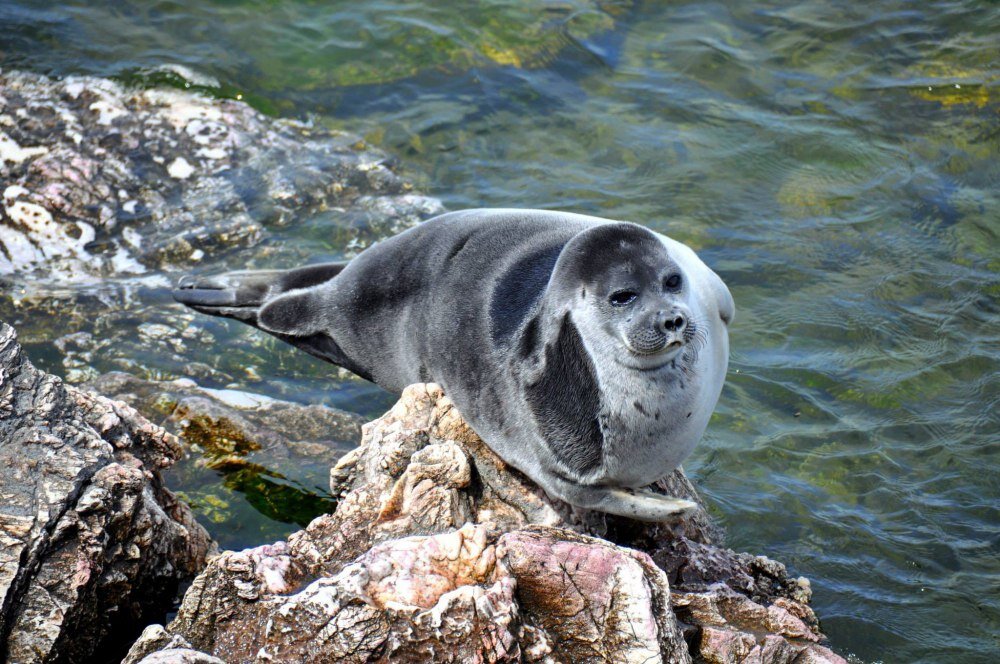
[127,384,845,664]
[0,69,443,282]
[84,371,364,467]
[84,371,365,536]
[0,322,215,664]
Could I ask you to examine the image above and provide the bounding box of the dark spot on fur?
[562,223,663,284]
[686,412,692,418]
[655,411,661,421]
[634,400,648,416]
[526,314,603,475]
[490,243,564,344]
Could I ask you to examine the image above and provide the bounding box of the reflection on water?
[3,0,998,661]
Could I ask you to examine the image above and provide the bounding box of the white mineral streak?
[0,196,110,279]
[200,387,278,409]
[3,185,29,202]
[122,225,142,246]
[89,100,127,125]
[144,89,223,129]
[167,157,195,179]
[0,131,49,165]
[109,246,148,274]
[63,79,88,99]
[196,147,227,160]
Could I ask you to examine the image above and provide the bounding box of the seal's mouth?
[620,339,684,370]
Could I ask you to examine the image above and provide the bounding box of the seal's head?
[552,222,706,371]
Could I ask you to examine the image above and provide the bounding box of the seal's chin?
[619,341,684,370]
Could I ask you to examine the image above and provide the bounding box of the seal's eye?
[664,274,682,291]
[609,290,638,307]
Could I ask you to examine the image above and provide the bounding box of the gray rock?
[0,69,444,282]
[0,321,215,664]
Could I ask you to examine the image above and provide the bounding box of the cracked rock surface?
[127,384,846,664]
[0,321,215,664]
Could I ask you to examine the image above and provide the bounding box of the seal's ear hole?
[258,290,325,337]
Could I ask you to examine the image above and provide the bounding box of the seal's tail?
[172,262,347,327]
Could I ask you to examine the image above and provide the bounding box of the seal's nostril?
[663,314,686,332]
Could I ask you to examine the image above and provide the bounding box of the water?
[3,1,998,661]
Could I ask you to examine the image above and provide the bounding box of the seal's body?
[174,209,734,520]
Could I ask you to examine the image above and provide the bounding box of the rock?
[84,371,364,467]
[122,625,226,664]
[0,69,444,282]
[84,371,366,537]
[0,322,215,664]
[128,384,845,664]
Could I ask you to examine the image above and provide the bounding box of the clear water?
[3,1,998,661]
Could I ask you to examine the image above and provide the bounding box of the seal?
[173,209,734,520]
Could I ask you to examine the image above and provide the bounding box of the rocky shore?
[1,70,845,663]
[1,326,845,663]
[0,322,214,664]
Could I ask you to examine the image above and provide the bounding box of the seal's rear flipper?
[171,262,366,375]
[172,262,347,325]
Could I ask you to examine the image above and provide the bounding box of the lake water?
[3,1,998,661]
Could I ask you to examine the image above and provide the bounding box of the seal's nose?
[661,312,687,333]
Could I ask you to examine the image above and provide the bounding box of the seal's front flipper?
[602,488,698,521]
[539,470,697,522]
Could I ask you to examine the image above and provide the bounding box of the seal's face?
[594,258,693,370]
[558,223,698,372]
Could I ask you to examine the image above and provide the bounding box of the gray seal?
[173,209,734,520]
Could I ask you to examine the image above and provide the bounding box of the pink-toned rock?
[500,527,689,663]
[126,383,843,664]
